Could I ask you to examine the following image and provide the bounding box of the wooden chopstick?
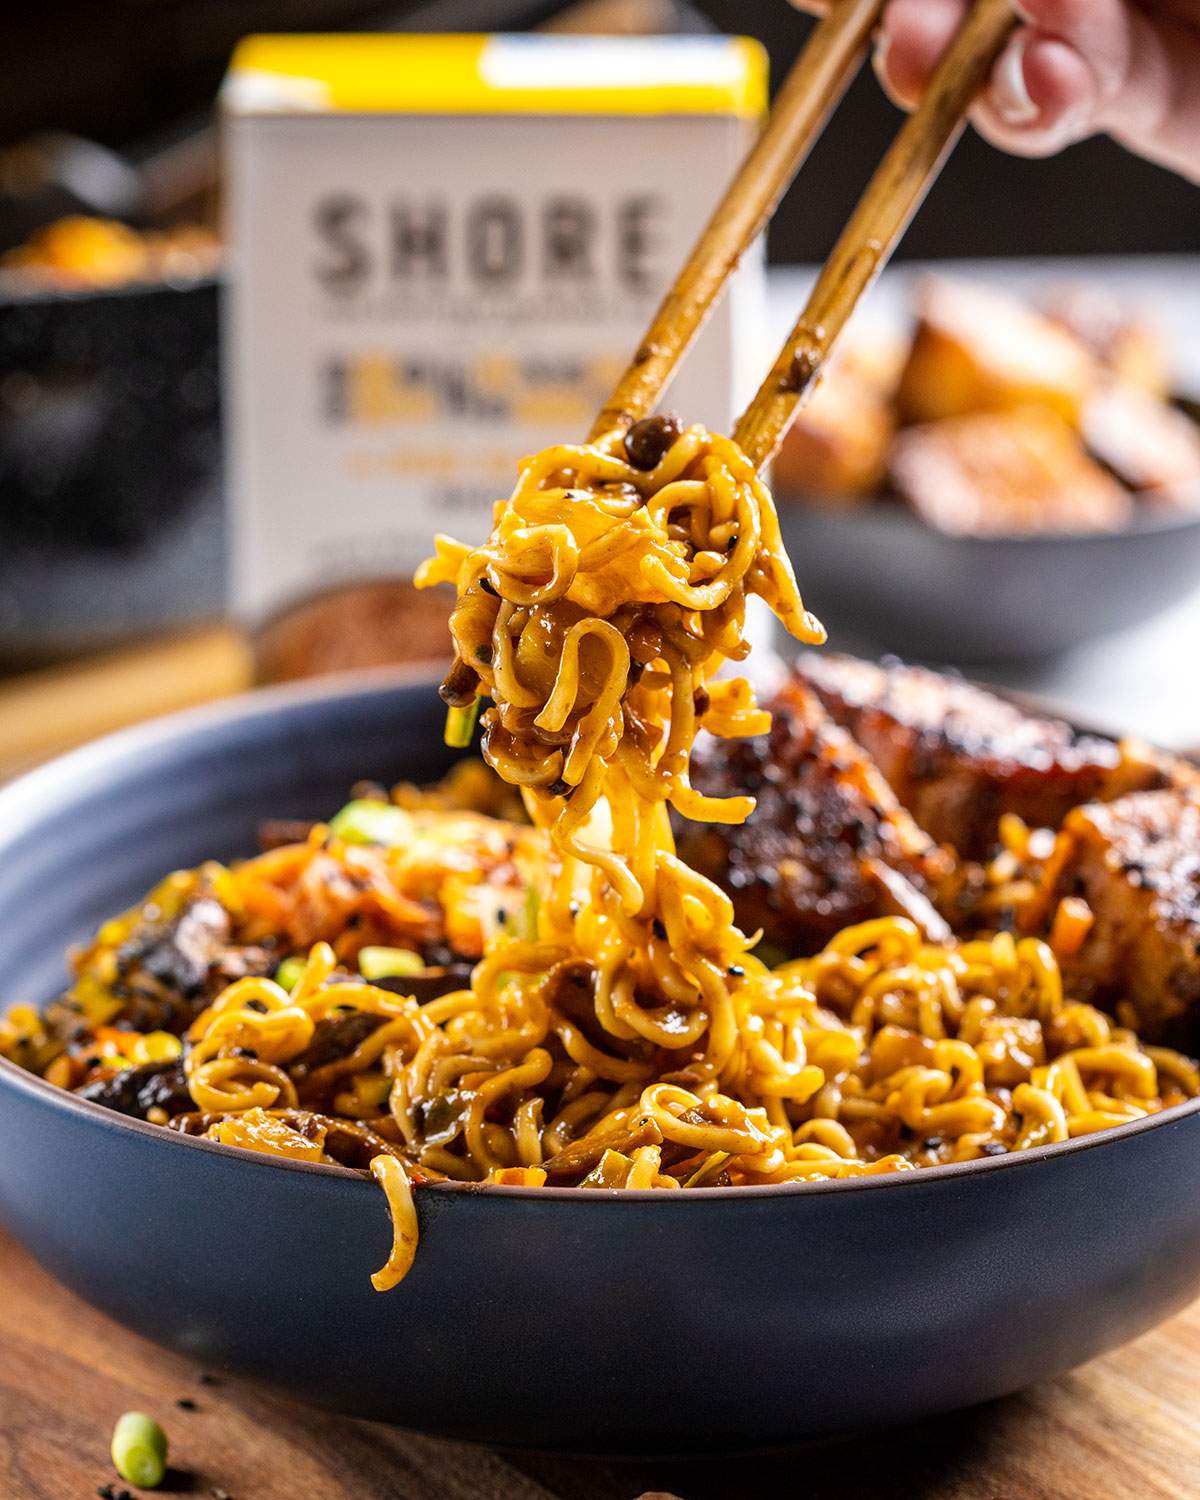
[735,0,1017,469]
[588,0,885,444]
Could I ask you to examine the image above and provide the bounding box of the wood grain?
[0,626,253,781]
[1,1227,1196,1500]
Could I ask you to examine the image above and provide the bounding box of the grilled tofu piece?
[1050,790,1200,1043]
[1081,383,1200,510]
[680,677,953,954]
[796,653,1168,860]
[773,340,902,502]
[890,406,1132,536]
[896,278,1097,427]
[1041,284,1171,398]
[773,366,895,501]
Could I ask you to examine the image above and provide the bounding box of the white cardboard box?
[223,33,767,621]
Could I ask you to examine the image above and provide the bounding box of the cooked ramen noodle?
[2,420,1197,1291]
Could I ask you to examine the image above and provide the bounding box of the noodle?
[2,422,1196,1292]
[370,1155,419,1291]
[162,915,1195,1194]
[414,425,826,1104]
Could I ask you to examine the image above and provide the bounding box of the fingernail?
[871,28,892,89]
[993,34,1039,126]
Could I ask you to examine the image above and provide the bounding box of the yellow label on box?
[226,33,767,118]
[224,35,767,620]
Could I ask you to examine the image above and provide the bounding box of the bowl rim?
[776,490,1200,546]
[0,660,446,850]
[3,1047,1197,1202]
[1,664,1197,1206]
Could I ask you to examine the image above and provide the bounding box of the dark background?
[1,0,1195,262]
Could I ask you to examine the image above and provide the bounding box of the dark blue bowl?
[1,672,1199,1454]
[776,500,1200,664]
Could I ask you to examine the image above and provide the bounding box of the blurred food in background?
[773,278,1200,535]
[772,277,1200,665]
[254,581,451,684]
[0,0,1197,762]
[1,215,219,291]
[0,93,224,673]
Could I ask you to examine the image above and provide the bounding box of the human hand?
[792,1,1200,182]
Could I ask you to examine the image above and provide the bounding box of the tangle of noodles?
[154,917,1198,1212]
[2,424,1197,1289]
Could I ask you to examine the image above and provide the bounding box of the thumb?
[974,0,1200,182]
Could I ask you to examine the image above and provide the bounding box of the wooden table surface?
[2,1228,1197,1500]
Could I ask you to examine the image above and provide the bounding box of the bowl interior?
[4,669,1200,1452]
[0,670,454,1010]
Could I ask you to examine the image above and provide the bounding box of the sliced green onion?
[328,800,411,847]
[358,946,424,981]
[134,1031,184,1064]
[444,697,482,749]
[111,1411,168,1489]
[520,886,541,941]
[274,955,307,993]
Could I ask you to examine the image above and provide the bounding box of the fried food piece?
[772,340,902,501]
[1049,790,1200,1044]
[773,370,894,500]
[680,676,953,954]
[897,278,1097,426]
[890,406,1131,536]
[1041,284,1171,398]
[797,653,1168,860]
[1081,384,1200,510]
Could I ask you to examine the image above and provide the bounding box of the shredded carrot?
[1050,896,1094,958]
[487,1166,548,1187]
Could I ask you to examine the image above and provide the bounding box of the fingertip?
[1021,35,1097,127]
[875,0,968,110]
[977,32,1098,153]
[991,30,1039,126]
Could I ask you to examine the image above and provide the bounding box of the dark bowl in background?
[1,672,1199,1453]
[0,274,223,665]
[777,498,1200,663]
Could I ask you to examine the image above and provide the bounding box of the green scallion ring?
[444,697,482,749]
[111,1411,168,1489]
[274,955,308,992]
